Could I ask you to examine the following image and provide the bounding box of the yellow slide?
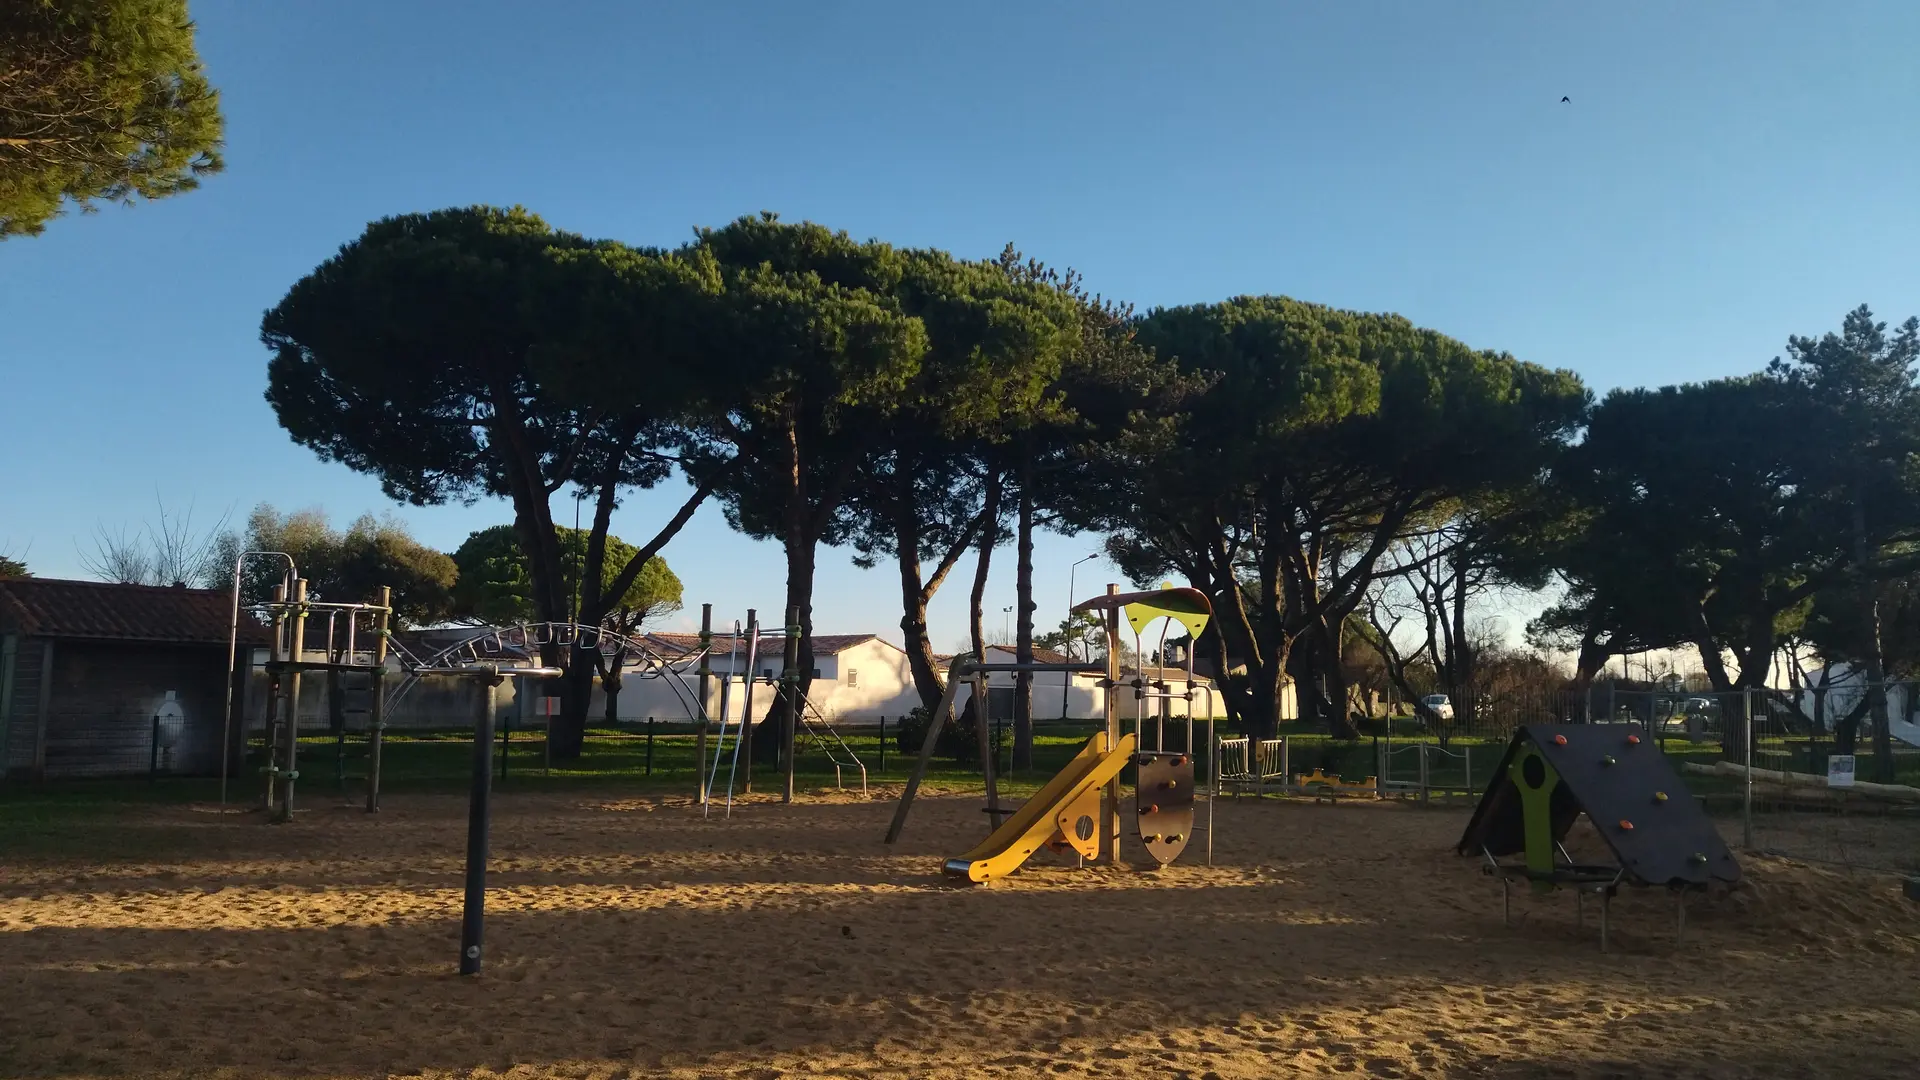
[943,731,1139,884]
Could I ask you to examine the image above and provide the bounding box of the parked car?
[1418,694,1454,723]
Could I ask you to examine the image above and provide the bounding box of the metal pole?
[646,717,655,776]
[366,586,390,813]
[878,716,886,772]
[277,578,309,823]
[459,676,501,976]
[261,585,285,811]
[149,713,160,783]
[1102,584,1121,866]
[782,607,799,804]
[696,604,712,804]
[738,611,761,795]
[1743,687,1755,850]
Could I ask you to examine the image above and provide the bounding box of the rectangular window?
[812,667,822,679]
[846,668,858,688]
[762,668,773,680]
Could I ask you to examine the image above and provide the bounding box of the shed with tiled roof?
[0,578,261,780]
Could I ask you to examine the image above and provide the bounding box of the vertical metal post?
[739,610,759,793]
[149,713,160,782]
[1464,745,1473,794]
[695,604,712,804]
[460,676,500,975]
[878,716,886,772]
[367,586,389,813]
[1102,584,1121,865]
[646,717,655,776]
[1743,687,1755,850]
[278,579,309,822]
[262,584,285,810]
[1418,743,1430,804]
[781,607,799,804]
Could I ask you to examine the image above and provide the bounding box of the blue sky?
[4,2,1918,651]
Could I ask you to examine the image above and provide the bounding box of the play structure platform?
[1458,723,1740,950]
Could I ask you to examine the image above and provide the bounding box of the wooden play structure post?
[366,586,390,813]
[1102,582,1121,865]
[274,578,309,823]
[884,654,968,845]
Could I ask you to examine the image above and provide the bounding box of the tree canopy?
[1,0,224,238]
[450,524,682,630]
[1098,296,1588,737]
[263,206,726,755]
[220,504,457,627]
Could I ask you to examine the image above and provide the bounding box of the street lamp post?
[1062,553,1099,719]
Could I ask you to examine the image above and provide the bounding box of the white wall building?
[590,633,923,725]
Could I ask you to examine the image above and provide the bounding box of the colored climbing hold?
[1619,819,1635,831]
[1163,780,1177,790]
[1601,755,1617,766]
[1173,755,1187,766]
[1688,852,1708,865]
[1654,791,1669,803]
[1553,735,1568,746]
[1626,734,1641,745]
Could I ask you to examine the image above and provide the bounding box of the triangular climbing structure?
[1457,724,1740,888]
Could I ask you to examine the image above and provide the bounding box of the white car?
[1419,694,1454,722]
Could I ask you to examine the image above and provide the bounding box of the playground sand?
[0,789,1915,1079]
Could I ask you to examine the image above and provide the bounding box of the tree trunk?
[1317,616,1358,740]
[887,464,976,714]
[603,671,621,724]
[1201,618,1246,729]
[963,471,1001,734]
[1012,461,1035,771]
[755,415,817,764]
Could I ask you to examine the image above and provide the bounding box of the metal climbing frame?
[792,690,868,795]
[229,572,396,820]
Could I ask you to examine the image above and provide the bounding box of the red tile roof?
[0,577,267,646]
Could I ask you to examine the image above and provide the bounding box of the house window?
[847,668,858,688]
[812,667,822,679]
[762,668,774,680]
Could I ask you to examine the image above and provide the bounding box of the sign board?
[1827,754,1856,789]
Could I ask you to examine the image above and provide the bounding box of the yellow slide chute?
[943,731,1138,884]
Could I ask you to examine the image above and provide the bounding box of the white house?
[589,632,923,725]
[948,645,1238,721]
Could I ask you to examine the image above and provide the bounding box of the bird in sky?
[1561,96,1571,103]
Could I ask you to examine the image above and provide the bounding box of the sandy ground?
[1,786,1916,1080]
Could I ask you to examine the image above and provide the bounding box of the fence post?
[1418,743,1430,804]
[149,713,160,783]
[646,717,655,777]
[1464,745,1473,795]
[878,716,886,772]
[1280,735,1289,793]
